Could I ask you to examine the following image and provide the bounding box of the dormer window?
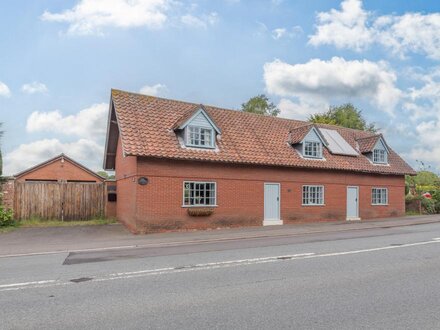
[174,105,221,150]
[187,126,214,148]
[373,149,387,164]
[303,141,322,158]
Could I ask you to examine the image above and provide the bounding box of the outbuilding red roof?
[105,89,415,175]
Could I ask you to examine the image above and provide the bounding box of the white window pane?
[184,181,216,206]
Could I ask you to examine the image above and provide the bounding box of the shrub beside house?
[405,171,440,214]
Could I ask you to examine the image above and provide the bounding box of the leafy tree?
[308,103,377,132]
[96,171,115,180]
[241,94,280,117]
[405,171,440,187]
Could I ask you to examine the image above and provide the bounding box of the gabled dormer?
[357,134,390,165]
[289,124,328,159]
[174,105,221,149]
[372,138,389,164]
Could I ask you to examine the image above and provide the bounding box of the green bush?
[421,198,437,214]
[0,206,14,227]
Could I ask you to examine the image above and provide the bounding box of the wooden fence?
[14,182,105,221]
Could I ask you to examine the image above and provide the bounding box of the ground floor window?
[372,188,388,205]
[302,185,324,205]
[183,181,216,206]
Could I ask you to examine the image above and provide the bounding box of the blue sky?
[1,0,440,175]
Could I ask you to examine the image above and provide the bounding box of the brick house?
[103,89,415,233]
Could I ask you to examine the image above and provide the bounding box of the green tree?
[405,171,440,187]
[96,171,115,180]
[241,94,280,117]
[308,103,377,132]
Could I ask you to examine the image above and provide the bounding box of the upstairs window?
[302,185,324,205]
[373,149,387,164]
[372,188,388,205]
[187,126,214,148]
[303,141,322,159]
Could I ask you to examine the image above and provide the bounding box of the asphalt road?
[1,222,440,329]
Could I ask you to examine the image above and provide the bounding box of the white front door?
[264,183,282,225]
[346,186,360,220]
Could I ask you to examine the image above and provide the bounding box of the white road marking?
[0,280,56,289]
[1,239,439,293]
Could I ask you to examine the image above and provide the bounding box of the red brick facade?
[115,137,405,233]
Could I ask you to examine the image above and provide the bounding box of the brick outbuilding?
[2,154,116,219]
[103,89,415,233]
[14,153,105,183]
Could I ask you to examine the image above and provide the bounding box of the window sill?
[182,205,218,208]
[184,144,215,150]
[371,204,389,206]
[302,204,326,207]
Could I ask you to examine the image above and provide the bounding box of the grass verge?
[19,218,117,228]
[0,218,117,233]
[406,211,422,216]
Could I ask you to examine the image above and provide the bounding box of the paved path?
[0,215,439,257]
[1,219,440,329]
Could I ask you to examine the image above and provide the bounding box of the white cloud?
[309,0,440,60]
[272,26,302,40]
[406,119,440,170]
[41,0,171,35]
[181,12,218,29]
[139,83,168,96]
[272,28,287,40]
[402,68,440,169]
[309,0,372,51]
[375,13,440,60]
[402,67,440,121]
[26,103,108,139]
[21,82,48,94]
[263,57,401,115]
[278,98,328,120]
[0,81,11,97]
[3,138,103,175]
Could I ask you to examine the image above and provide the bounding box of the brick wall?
[1,179,15,211]
[16,158,102,183]
[115,138,138,231]
[115,140,405,233]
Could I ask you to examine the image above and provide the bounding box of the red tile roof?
[356,134,385,153]
[107,89,415,175]
[289,124,313,144]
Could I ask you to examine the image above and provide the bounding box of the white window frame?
[182,181,217,207]
[302,185,325,206]
[303,141,323,159]
[185,126,214,149]
[372,188,388,205]
[373,149,387,164]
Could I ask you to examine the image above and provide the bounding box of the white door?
[264,183,281,225]
[346,186,359,220]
